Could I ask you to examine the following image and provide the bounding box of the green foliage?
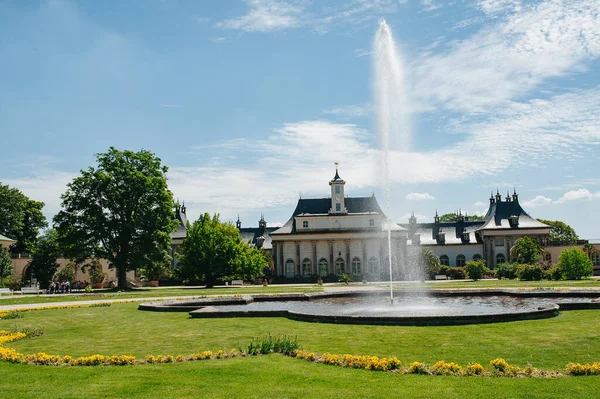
[338,273,353,285]
[547,266,564,281]
[0,183,47,254]
[439,213,483,222]
[556,248,593,280]
[0,246,13,284]
[53,147,178,289]
[139,261,172,281]
[28,229,61,289]
[510,236,543,264]
[516,264,544,281]
[537,219,579,245]
[495,263,518,279]
[245,335,300,356]
[445,267,465,280]
[420,248,441,279]
[82,260,107,284]
[84,284,93,293]
[178,213,268,287]
[464,260,488,281]
[55,263,77,283]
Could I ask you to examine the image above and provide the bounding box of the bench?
[19,286,40,295]
[231,280,244,286]
[434,275,448,280]
[0,288,12,296]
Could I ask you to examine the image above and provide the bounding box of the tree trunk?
[117,266,127,289]
[205,275,215,288]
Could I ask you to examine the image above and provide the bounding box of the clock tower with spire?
[329,163,347,214]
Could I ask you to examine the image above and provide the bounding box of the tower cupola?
[329,163,347,214]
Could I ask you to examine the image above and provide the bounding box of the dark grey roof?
[401,222,484,245]
[331,169,343,182]
[478,199,550,231]
[271,196,387,235]
[170,207,188,240]
[240,227,278,250]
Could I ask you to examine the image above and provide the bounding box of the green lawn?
[1,303,600,398]
[0,285,322,305]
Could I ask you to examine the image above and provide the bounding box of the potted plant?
[141,261,171,287]
[83,261,107,289]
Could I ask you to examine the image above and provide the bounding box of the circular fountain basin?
[139,291,600,326]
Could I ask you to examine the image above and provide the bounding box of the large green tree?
[28,229,60,289]
[537,219,578,245]
[556,247,593,280]
[419,248,441,278]
[53,147,177,289]
[178,213,268,288]
[510,236,543,264]
[439,213,483,222]
[0,183,47,253]
[0,246,14,285]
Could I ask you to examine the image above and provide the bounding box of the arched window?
[285,259,295,278]
[318,258,329,277]
[335,258,345,275]
[439,255,449,266]
[351,257,362,275]
[302,258,312,276]
[472,254,482,261]
[496,253,506,265]
[592,252,600,266]
[368,257,379,275]
[456,254,466,267]
[545,253,552,263]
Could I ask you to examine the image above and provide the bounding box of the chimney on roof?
[236,215,241,230]
[181,201,186,214]
[490,191,495,204]
[434,210,440,224]
[512,188,519,203]
[505,191,511,202]
[495,188,502,202]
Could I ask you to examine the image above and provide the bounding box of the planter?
[317,278,323,286]
[150,280,159,287]
[262,280,268,287]
[92,282,104,289]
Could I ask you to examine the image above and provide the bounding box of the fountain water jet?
[374,19,411,303]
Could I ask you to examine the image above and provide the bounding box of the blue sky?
[1,0,599,239]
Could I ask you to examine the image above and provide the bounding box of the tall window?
[285,259,295,278]
[351,257,362,275]
[473,254,482,261]
[335,185,340,194]
[318,258,329,276]
[495,238,505,247]
[496,253,506,265]
[335,203,341,212]
[592,252,600,266]
[545,253,552,263]
[302,258,312,276]
[439,255,449,266]
[302,220,308,228]
[456,254,466,267]
[368,257,379,275]
[335,258,345,275]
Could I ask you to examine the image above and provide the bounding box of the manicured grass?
[0,356,599,399]
[2,304,599,368]
[0,285,322,305]
[1,304,600,398]
[395,278,600,290]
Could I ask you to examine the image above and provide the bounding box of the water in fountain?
[374,20,421,302]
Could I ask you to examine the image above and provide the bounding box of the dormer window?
[302,220,308,228]
[509,215,519,228]
[369,219,375,227]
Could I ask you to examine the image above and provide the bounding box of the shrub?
[438,265,450,276]
[556,248,593,280]
[547,266,563,281]
[445,266,465,280]
[464,260,488,281]
[516,264,544,281]
[338,273,353,285]
[496,263,518,280]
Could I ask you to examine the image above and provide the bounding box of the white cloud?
[266,222,284,228]
[216,0,304,32]
[523,195,553,207]
[412,0,600,113]
[555,188,600,203]
[323,104,371,118]
[354,48,373,58]
[421,0,442,12]
[209,37,227,43]
[405,192,435,201]
[475,0,522,16]
[473,201,486,207]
